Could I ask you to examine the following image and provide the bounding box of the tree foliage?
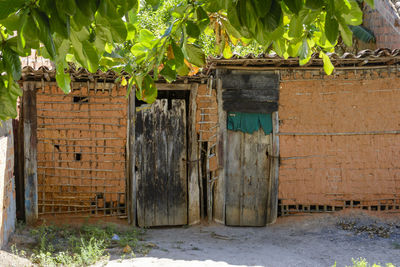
[0,0,374,120]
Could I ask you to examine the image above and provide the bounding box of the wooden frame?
[267,111,279,224]
[22,82,38,224]
[216,70,280,225]
[127,89,136,225]
[214,77,226,224]
[127,83,199,226]
[188,83,200,225]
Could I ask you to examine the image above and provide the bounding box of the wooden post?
[23,82,38,224]
[267,111,279,224]
[214,75,226,224]
[188,83,200,225]
[127,89,136,225]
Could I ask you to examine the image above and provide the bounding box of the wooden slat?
[135,107,144,226]
[222,101,278,113]
[223,89,279,102]
[136,99,188,227]
[173,99,187,225]
[214,77,226,224]
[127,89,136,225]
[266,111,279,224]
[154,100,168,225]
[226,129,270,226]
[23,82,38,224]
[188,84,200,225]
[219,70,279,91]
[225,131,242,226]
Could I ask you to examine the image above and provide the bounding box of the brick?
[279,74,400,207]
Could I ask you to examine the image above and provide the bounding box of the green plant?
[0,0,374,121]
[12,223,145,266]
[339,258,396,267]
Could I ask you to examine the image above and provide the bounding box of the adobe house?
[209,48,400,224]
[15,49,400,228]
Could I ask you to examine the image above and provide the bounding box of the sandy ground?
[106,211,400,267]
[2,210,400,267]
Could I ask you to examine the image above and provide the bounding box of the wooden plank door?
[225,129,271,226]
[135,99,187,227]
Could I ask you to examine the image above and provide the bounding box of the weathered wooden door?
[225,129,271,226]
[135,99,187,227]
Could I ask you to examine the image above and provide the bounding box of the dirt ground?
[106,211,400,267]
[3,210,400,267]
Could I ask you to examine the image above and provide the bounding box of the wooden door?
[135,99,187,227]
[225,129,271,226]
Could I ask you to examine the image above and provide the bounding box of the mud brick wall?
[362,1,400,50]
[195,83,219,171]
[278,71,400,209]
[36,84,127,217]
[0,120,16,247]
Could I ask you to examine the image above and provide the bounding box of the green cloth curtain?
[227,112,272,135]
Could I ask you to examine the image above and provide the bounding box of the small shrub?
[334,258,396,267]
[11,223,145,266]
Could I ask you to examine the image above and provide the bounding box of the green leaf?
[0,78,20,120]
[140,74,157,103]
[325,14,339,44]
[99,0,119,18]
[130,43,149,64]
[254,0,272,17]
[32,9,56,60]
[287,39,302,57]
[56,0,76,17]
[223,44,233,58]
[185,20,200,39]
[288,15,304,38]
[55,61,71,94]
[171,41,184,68]
[261,0,282,32]
[341,0,363,26]
[3,45,21,81]
[349,25,375,43]
[0,13,20,31]
[126,23,136,40]
[299,38,310,62]
[305,0,324,10]
[0,0,26,20]
[337,16,353,46]
[160,61,177,83]
[22,15,39,49]
[363,0,374,8]
[283,0,304,14]
[82,41,99,72]
[319,51,334,75]
[70,28,99,71]
[75,0,97,21]
[17,11,28,49]
[109,18,127,43]
[196,6,210,31]
[184,44,206,67]
[72,6,92,30]
[50,12,70,38]
[146,0,160,9]
[137,29,155,45]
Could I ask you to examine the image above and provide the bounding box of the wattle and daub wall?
[278,70,400,213]
[36,83,127,217]
[28,66,400,219]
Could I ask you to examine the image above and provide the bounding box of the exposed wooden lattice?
[36,84,127,217]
